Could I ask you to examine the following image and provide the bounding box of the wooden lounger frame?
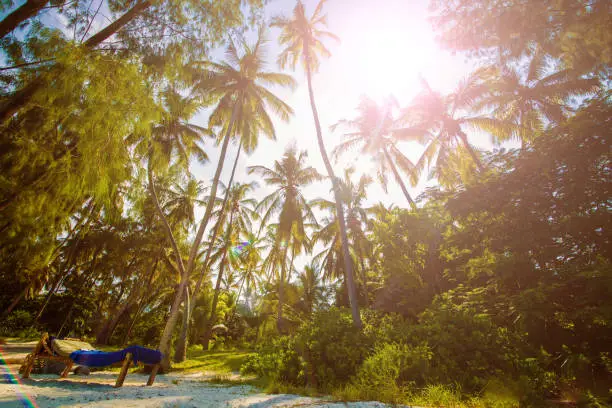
[20,333,160,387]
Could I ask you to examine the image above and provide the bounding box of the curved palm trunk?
[157,101,239,368]
[189,139,243,312]
[0,0,48,39]
[201,207,236,350]
[305,55,361,328]
[173,286,190,362]
[383,149,417,209]
[457,130,484,172]
[148,156,189,369]
[178,139,243,355]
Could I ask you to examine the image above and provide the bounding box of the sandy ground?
[0,343,391,408]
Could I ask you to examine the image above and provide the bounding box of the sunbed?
[20,333,162,387]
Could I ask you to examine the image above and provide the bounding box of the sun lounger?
[20,333,162,387]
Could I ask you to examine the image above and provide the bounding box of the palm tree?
[271,0,362,328]
[479,55,600,146]
[157,32,295,364]
[248,146,320,331]
[312,169,372,304]
[296,263,327,317]
[396,71,518,184]
[135,87,214,368]
[201,181,258,349]
[164,176,206,232]
[333,96,418,209]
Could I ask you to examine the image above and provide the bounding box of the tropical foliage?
[1,0,609,405]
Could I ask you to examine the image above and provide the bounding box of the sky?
[190,0,476,221]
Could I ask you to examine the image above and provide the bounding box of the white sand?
[0,364,392,408]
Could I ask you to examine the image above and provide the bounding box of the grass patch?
[205,373,269,389]
[171,350,255,375]
[331,383,522,408]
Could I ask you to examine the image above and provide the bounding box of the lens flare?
[230,240,251,256]
[0,346,39,407]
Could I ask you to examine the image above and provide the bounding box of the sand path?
[0,342,390,408]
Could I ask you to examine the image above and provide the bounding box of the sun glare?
[354,26,437,103]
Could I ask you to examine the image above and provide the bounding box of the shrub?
[0,310,34,336]
[354,343,433,392]
[295,308,374,389]
[242,308,374,389]
[241,336,302,385]
[408,297,525,392]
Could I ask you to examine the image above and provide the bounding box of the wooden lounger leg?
[114,352,132,388]
[21,354,34,379]
[21,333,47,379]
[146,364,159,386]
[61,361,73,378]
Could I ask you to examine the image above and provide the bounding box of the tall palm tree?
[248,146,320,331]
[201,181,258,349]
[333,96,418,209]
[396,71,518,184]
[157,32,295,365]
[271,0,362,328]
[136,87,214,368]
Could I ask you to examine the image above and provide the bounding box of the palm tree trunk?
[357,245,369,307]
[1,287,28,320]
[201,206,236,350]
[177,139,243,355]
[383,149,417,209]
[0,0,48,39]
[148,156,189,369]
[305,55,362,328]
[457,130,484,172]
[189,139,242,315]
[0,0,151,123]
[173,286,190,362]
[276,244,290,333]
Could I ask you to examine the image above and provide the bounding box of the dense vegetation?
[1,0,610,405]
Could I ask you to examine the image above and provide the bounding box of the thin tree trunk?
[383,149,417,209]
[0,0,151,122]
[1,287,28,320]
[175,137,243,358]
[57,247,102,336]
[276,244,289,333]
[201,209,235,350]
[458,130,484,172]
[0,0,48,39]
[148,155,189,369]
[173,286,190,362]
[123,254,160,345]
[184,101,240,282]
[305,55,362,328]
[189,139,242,315]
[358,245,369,307]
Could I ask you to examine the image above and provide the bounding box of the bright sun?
[355,26,436,103]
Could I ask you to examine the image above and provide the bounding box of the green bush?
[242,308,374,389]
[241,336,302,385]
[295,308,374,389]
[354,343,433,392]
[408,296,525,392]
[0,310,34,336]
